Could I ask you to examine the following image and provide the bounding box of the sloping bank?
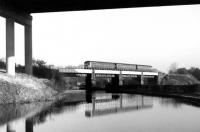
[0,72,85,104]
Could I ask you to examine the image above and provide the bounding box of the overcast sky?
[0,5,200,72]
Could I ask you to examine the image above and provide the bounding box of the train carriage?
[116,63,137,71]
[84,61,152,71]
[136,65,152,71]
[84,61,116,70]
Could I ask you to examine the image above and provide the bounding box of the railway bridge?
[59,61,159,88]
[1,0,199,76]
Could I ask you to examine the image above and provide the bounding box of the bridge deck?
[59,68,158,76]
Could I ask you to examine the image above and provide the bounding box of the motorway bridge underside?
[1,0,200,75]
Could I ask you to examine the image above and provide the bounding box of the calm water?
[1,92,200,132]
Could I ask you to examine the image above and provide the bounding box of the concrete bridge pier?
[111,75,120,87]
[25,24,33,75]
[85,70,96,89]
[154,76,159,85]
[86,74,92,89]
[6,18,15,76]
[141,73,144,85]
[91,69,96,86]
[119,71,123,86]
[2,7,33,75]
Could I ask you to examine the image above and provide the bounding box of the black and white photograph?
[0,0,200,132]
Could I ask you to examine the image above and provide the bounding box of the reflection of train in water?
[84,61,152,71]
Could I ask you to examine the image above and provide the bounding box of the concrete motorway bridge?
[1,0,200,75]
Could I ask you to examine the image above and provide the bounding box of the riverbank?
[160,74,200,85]
[0,72,85,104]
[106,85,200,105]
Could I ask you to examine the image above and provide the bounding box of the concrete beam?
[0,5,32,26]
[6,18,15,76]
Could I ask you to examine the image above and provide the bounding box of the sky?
[1,5,200,72]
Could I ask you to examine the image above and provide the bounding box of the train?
[84,61,152,71]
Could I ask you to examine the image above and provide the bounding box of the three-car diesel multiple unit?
[84,61,152,71]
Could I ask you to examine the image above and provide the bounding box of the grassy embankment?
[0,72,86,104]
[0,72,56,104]
[0,59,86,104]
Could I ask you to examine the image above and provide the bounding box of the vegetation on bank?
[160,74,200,85]
[0,58,72,91]
[160,64,200,85]
[170,67,200,81]
[0,72,57,104]
[0,58,86,104]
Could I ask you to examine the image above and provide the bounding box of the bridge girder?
[1,0,200,14]
[0,5,32,26]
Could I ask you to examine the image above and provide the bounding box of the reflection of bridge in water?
[85,94,153,117]
[6,118,33,132]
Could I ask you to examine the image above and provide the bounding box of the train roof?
[84,61,152,67]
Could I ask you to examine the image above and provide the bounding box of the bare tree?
[168,63,178,74]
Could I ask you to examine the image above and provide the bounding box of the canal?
[0,92,200,132]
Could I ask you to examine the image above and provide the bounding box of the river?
[0,91,200,132]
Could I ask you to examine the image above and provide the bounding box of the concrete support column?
[112,75,119,87]
[86,74,92,89]
[6,18,15,76]
[91,69,96,86]
[25,24,32,75]
[154,76,158,85]
[141,73,144,85]
[119,71,123,86]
